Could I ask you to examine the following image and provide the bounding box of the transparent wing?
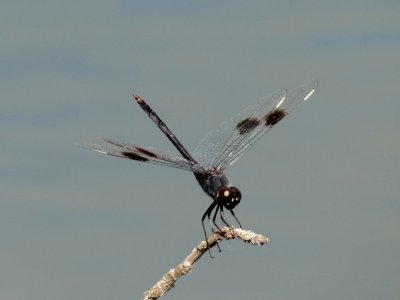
[83,138,208,173]
[193,80,318,171]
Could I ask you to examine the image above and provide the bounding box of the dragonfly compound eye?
[217,186,241,209]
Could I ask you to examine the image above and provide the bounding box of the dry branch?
[143,227,268,300]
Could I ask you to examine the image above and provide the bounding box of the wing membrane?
[193,80,318,170]
[83,139,207,173]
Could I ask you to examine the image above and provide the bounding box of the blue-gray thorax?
[194,172,229,200]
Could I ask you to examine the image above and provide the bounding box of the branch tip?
[143,227,267,300]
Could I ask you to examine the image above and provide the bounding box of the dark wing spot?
[136,147,157,158]
[122,151,148,162]
[236,117,260,135]
[264,109,287,127]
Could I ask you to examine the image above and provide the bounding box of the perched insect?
[84,80,318,255]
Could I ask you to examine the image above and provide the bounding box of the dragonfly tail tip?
[133,94,143,103]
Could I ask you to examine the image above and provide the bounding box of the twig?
[143,227,268,300]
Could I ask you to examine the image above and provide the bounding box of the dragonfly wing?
[83,138,208,173]
[193,80,318,171]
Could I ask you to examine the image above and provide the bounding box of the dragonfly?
[84,80,318,254]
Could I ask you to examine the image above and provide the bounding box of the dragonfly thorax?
[194,172,228,199]
[216,186,241,209]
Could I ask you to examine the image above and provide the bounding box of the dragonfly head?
[217,186,241,210]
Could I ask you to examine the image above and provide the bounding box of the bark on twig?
[143,227,268,300]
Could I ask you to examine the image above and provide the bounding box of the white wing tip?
[79,143,109,155]
[275,95,286,108]
[304,88,315,101]
[91,148,108,155]
[303,79,319,101]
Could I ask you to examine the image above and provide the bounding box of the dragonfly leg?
[211,205,222,231]
[208,202,222,252]
[229,209,242,228]
[219,206,232,227]
[201,201,219,258]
